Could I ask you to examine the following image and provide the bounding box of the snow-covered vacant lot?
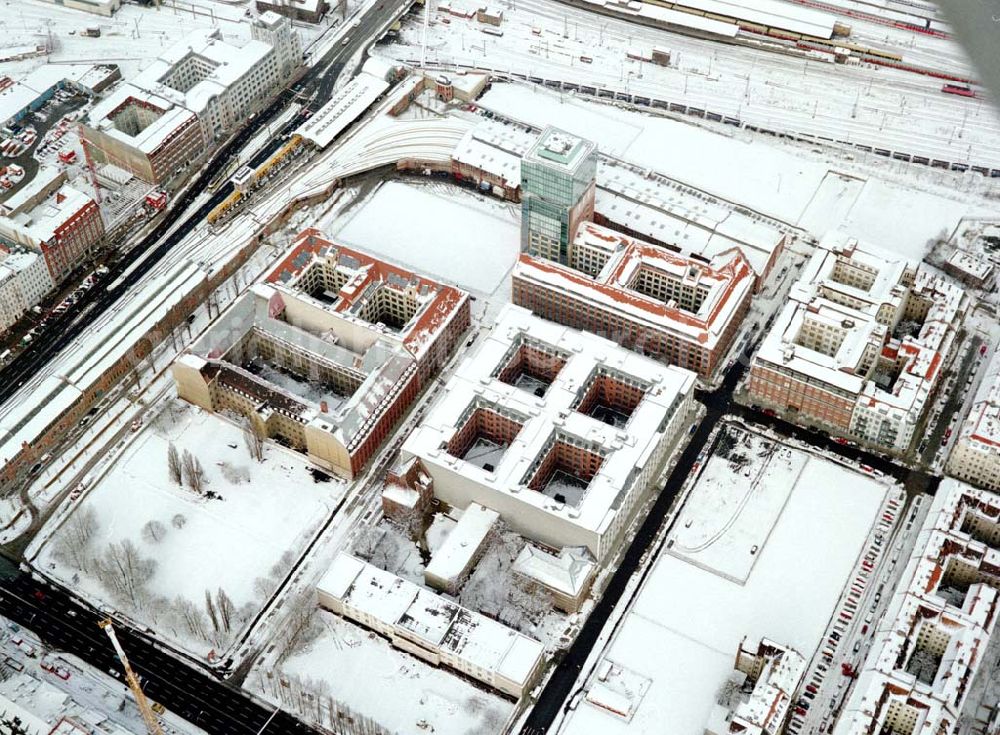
[251,610,514,735]
[333,180,521,296]
[557,424,891,735]
[34,400,346,659]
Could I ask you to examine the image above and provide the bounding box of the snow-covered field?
[669,428,806,584]
[34,400,346,659]
[473,83,992,260]
[557,425,891,735]
[332,180,521,294]
[253,610,514,735]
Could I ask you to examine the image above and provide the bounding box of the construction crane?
[98,618,165,735]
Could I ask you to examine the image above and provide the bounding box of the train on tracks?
[206,134,305,227]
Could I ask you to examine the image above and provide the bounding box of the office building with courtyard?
[512,221,755,380]
[399,304,696,563]
[748,232,967,452]
[172,229,469,478]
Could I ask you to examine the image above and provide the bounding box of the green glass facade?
[520,128,597,266]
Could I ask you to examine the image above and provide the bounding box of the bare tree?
[351,525,383,562]
[141,520,167,544]
[167,443,182,485]
[205,589,219,632]
[181,449,206,493]
[242,418,266,462]
[268,549,298,581]
[52,507,99,572]
[217,588,235,633]
[220,462,250,485]
[95,540,156,606]
[392,503,426,545]
[171,513,187,529]
[276,590,321,662]
[171,596,209,640]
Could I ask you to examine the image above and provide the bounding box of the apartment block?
[400,304,696,563]
[0,249,54,335]
[836,480,1000,735]
[256,0,328,23]
[82,21,299,185]
[948,349,1000,491]
[748,232,967,452]
[172,229,469,478]
[318,553,545,698]
[707,637,806,735]
[0,171,105,284]
[513,221,755,380]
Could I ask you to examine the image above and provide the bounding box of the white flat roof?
[296,73,389,149]
[558,429,890,735]
[8,184,94,242]
[134,29,273,115]
[87,84,197,155]
[318,553,544,687]
[402,304,696,540]
[425,502,499,584]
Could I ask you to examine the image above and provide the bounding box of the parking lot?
[787,493,929,735]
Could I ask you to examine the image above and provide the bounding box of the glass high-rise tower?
[520,127,598,266]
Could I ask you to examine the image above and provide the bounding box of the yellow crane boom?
[98,618,165,735]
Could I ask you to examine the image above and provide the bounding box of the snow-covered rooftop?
[557,426,890,735]
[0,63,115,125]
[296,72,389,149]
[514,221,755,349]
[86,83,198,155]
[133,28,272,115]
[401,304,696,558]
[753,232,966,414]
[3,184,95,243]
[512,545,596,598]
[267,228,469,362]
[946,249,993,281]
[955,347,1000,451]
[318,553,544,692]
[181,229,468,456]
[835,480,1000,735]
[524,126,595,172]
[425,502,499,586]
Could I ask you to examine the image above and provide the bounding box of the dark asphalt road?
[0,563,312,735]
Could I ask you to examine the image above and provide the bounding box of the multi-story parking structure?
[512,221,755,380]
[172,229,469,478]
[400,304,696,563]
[748,232,967,452]
[835,480,1000,735]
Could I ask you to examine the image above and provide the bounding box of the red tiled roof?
[267,228,468,357]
